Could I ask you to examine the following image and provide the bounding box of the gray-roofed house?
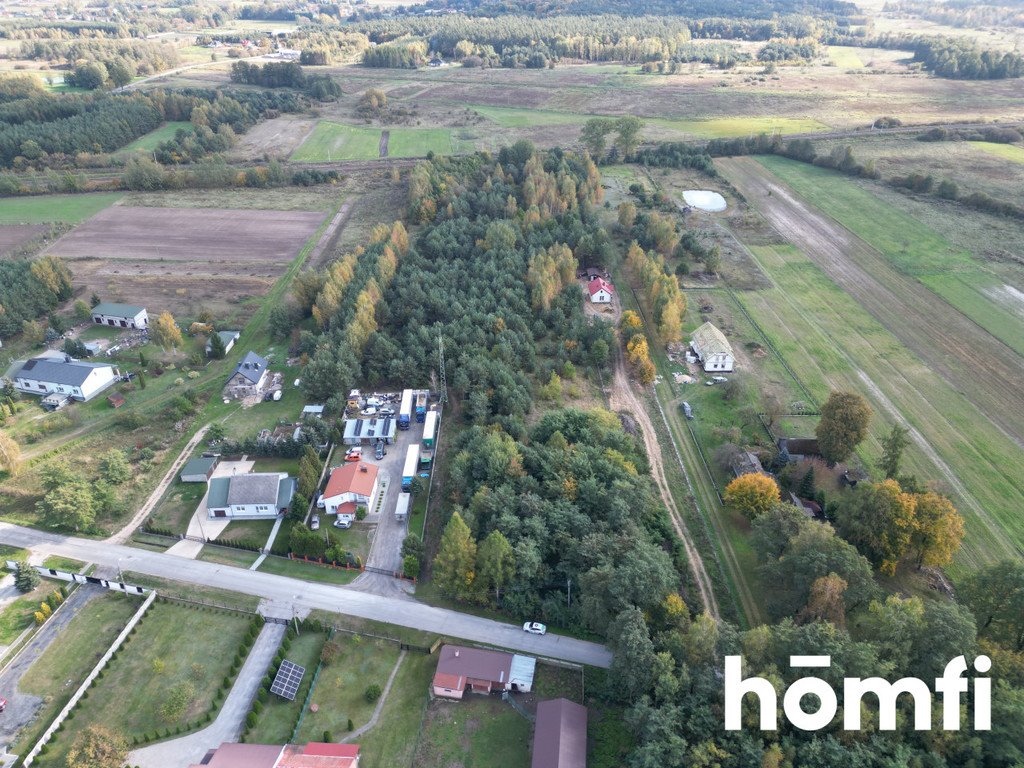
[206,330,240,357]
[531,699,588,768]
[9,356,119,402]
[432,645,536,700]
[690,321,735,372]
[224,351,269,399]
[730,450,764,479]
[206,472,295,519]
[91,302,148,330]
[180,456,218,483]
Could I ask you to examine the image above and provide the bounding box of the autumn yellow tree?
[0,432,22,476]
[912,492,964,569]
[620,310,643,334]
[150,311,183,351]
[797,572,849,628]
[723,473,780,520]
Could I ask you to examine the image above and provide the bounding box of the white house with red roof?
[189,742,360,768]
[588,278,614,304]
[321,462,379,523]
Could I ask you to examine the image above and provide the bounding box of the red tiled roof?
[324,462,378,499]
[278,743,360,768]
[432,672,465,691]
[588,278,613,296]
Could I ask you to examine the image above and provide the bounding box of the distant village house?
[225,351,269,399]
[91,302,148,330]
[532,698,588,768]
[432,645,536,700]
[190,742,360,768]
[588,278,614,304]
[206,330,240,357]
[10,356,119,402]
[690,322,735,372]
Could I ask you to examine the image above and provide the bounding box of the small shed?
[302,405,325,419]
[730,451,764,478]
[180,456,218,483]
[107,391,126,408]
[206,330,240,357]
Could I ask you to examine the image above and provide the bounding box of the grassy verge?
[197,546,260,568]
[121,572,261,611]
[356,652,434,768]
[257,556,361,586]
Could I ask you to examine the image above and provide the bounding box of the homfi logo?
[724,655,991,731]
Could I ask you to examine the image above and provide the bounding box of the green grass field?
[471,105,829,138]
[828,46,865,68]
[292,122,381,161]
[356,653,434,768]
[41,600,252,766]
[296,636,401,742]
[755,156,1024,356]
[13,593,141,753]
[247,630,326,743]
[970,141,1024,164]
[0,192,123,224]
[387,127,459,157]
[413,696,532,768]
[736,241,1024,577]
[0,581,54,646]
[119,121,193,153]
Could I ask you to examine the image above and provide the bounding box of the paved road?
[1,525,611,668]
[0,584,104,753]
[129,622,286,768]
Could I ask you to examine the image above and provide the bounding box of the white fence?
[4,561,150,596]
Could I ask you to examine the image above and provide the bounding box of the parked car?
[334,518,352,529]
[316,494,325,509]
[366,396,383,407]
[360,407,378,417]
[0,696,7,712]
[523,621,547,635]
[712,376,728,383]
[310,515,320,531]
[378,407,395,416]
[345,448,362,462]
[375,441,386,460]
[682,401,693,420]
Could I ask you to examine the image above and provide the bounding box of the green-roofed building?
[206,472,295,519]
[91,302,149,330]
[180,456,218,483]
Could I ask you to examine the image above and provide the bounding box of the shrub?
[246,712,257,729]
[364,684,382,703]
[347,718,354,731]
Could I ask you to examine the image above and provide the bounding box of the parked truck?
[422,410,438,449]
[395,492,411,520]
[402,444,420,492]
[398,388,413,430]
[419,449,433,470]
[415,390,428,422]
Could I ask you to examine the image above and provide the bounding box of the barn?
[690,322,735,372]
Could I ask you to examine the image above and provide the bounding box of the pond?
[683,190,727,212]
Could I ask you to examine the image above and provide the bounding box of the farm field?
[412,696,532,768]
[291,121,382,161]
[728,156,1024,441]
[43,205,328,318]
[0,224,46,256]
[12,593,141,754]
[0,193,123,225]
[39,599,253,766]
[970,140,1024,164]
[732,239,1024,576]
[828,46,865,68]
[118,121,192,153]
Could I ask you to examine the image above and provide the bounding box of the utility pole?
[437,333,448,406]
[567,577,572,608]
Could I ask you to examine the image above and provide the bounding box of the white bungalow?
[690,322,735,372]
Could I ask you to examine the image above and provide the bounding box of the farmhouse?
[206,472,295,519]
[322,462,379,523]
[531,698,588,768]
[342,417,396,445]
[206,330,240,356]
[190,742,360,768]
[777,437,820,462]
[9,356,119,402]
[180,456,218,483]
[91,302,148,330]
[690,322,735,372]
[225,351,269,399]
[730,451,764,478]
[432,645,536,699]
[588,278,614,304]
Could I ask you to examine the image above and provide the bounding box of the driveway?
[0,524,612,668]
[128,622,286,768]
[0,584,104,753]
[165,458,254,559]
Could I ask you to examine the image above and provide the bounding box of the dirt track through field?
[719,157,1024,449]
[609,343,720,620]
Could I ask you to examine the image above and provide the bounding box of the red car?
[0,697,7,712]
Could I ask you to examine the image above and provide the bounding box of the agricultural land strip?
[970,141,1024,164]
[0,193,124,225]
[0,224,46,256]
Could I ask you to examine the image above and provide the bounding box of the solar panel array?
[270,659,306,701]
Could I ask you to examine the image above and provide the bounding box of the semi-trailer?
[402,444,420,492]
[398,388,413,430]
[422,410,438,448]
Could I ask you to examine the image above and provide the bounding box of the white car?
[712,376,729,383]
[360,407,378,417]
[316,494,325,509]
[522,621,547,635]
[310,515,320,531]
[334,518,352,529]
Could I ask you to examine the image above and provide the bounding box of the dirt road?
[608,344,720,620]
[719,156,1024,449]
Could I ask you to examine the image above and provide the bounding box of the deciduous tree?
[878,423,910,479]
[816,390,872,464]
[724,473,780,520]
[835,479,916,575]
[476,530,515,603]
[911,491,964,568]
[151,311,183,351]
[434,511,477,600]
[960,560,1024,650]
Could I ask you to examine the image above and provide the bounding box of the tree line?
[0,256,73,339]
[228,61,342,100]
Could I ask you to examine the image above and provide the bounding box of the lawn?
[257,555,361,585]
[13,593,141,754]
[413,696,532,768]
[355,652,434,768]
[970,141,1024,164]
[118,121,193,153]
[121,572,261,611]
[737,242,1024,577]
[0,192,123,224]
[148,481,206,534]
[197,545,259,568]
[296,635,401,742]
[291,122,382,162]
[828,46,865,68]
[755,155,1024,357]
[387,127,458,158]
[247,630,327,743]
[39,599,254,766]
[0,581,56,647]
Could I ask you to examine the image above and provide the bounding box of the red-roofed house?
[189,742,359,768]
[321,462,379,523]
[431,645,536,700]
[588,278,614,304]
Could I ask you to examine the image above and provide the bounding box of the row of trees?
[228,61,341,99]
[0,256,73,339]
[625,241,686,342]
